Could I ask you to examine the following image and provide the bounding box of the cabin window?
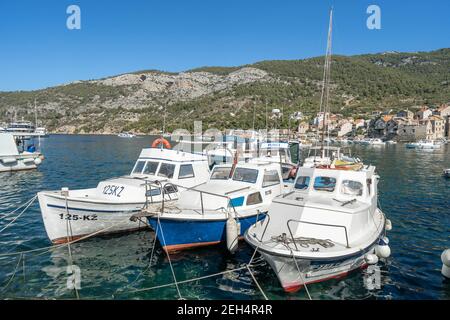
[210,167,232,180]
[295,176,310,190]
[233,168,258,184]
[246,192,263,205]
[340,180,363,196]
[313,177,336,192]
[143,161,159,175]
[158,163,176,178]
[132,161,146,174]
[262,170,280,187]
[178,164,195,179]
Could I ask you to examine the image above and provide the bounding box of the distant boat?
[0,133,44,172]
[443,169,450,178]
[118,132,135,138]
[405,140,441,149]
[35,127,49,137]
[6,119,35,134]
[386,140,397,145]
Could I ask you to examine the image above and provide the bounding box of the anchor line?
[290,248,312,300]
[1,253,23,293]
[0,195,37,234]
[65,196,80,300]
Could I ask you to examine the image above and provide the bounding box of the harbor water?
[0,135,449,300]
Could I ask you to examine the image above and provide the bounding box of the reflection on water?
[0,135,449,299]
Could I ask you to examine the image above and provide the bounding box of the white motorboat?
[245,9,391,292]
[37,147,210,244]
[245,164,390,292]
[0,133,44,172]
[405,140,441,149]
[118,132,135,138]
[386,140,397,145]
[368,138,385,146]
[145,162,289,253]
[302,146,362,170]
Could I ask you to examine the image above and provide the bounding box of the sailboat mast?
[320,8,333,157]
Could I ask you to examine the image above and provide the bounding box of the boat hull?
[259,245,375,293]
[148,213,266,252]
[38,192,147,244]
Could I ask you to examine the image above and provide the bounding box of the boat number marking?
[102,185,125,197]
[59,213,98,221]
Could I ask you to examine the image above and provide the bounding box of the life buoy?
[151,137,171,149]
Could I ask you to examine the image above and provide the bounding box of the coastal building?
[297,122,309,134]
[397,109,414,120]
[416,106,432,120]
[337,122,353,137]
[397,123,427,141]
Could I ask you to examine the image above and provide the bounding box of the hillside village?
[295,103,450,142]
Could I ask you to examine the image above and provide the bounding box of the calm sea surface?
[0,135,449,300]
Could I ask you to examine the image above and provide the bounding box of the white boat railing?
[145,181,242,217]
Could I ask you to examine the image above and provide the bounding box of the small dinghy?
[38,146,210,244]
[406,140,442,149]
[245,164,390,292]
[145,162,289,253]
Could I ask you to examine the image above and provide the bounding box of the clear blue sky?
[0,0,448,91]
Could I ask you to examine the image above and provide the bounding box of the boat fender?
[385,219,392,231]
[226,217,239,254]
[364,253,379,265]
[375,237,391,259]
[34,157,42,165]
[442,249,450,278]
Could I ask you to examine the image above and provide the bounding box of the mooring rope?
[156,215,183,299]
[0,195,37,234]
[0,195,37,219]
[1,253,23,293]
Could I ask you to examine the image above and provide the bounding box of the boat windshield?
[132,160,146,174]
[232,168,258,184]
[143,161,159,175]
[210,167,232,180]
[295,176,310,190]
[313,176,336,192]
[158,163,176,179]
[340,180,363,196]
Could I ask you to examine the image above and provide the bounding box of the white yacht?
[37,147,210,244]
[0,133,44,172]
[245,164,390,292]
[6,119,35,134]
[35,127,49,137]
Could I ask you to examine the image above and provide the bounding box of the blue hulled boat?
[147,162,291,252]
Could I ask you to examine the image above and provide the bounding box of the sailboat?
[244,9,391,292]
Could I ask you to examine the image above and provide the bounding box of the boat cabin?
[130,148,210,188]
